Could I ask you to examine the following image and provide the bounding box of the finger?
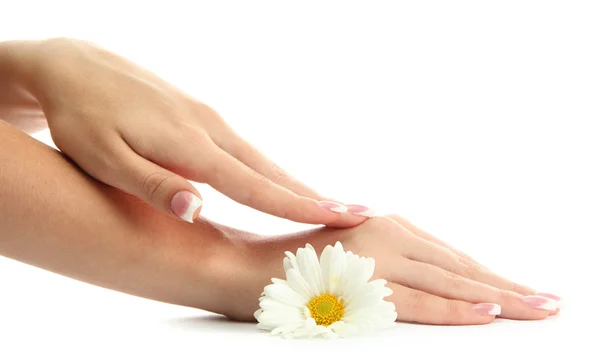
[386,214,478,262]
[219,131,366,228]
[199,143,345,224]
[393,259,551,320]
[385,282,497,325]
[400,230,537,296]
[95,142,203,223]
[220,131,324,200]
[537,293,562,315]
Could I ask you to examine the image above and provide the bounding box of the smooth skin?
[0,120,558,324]
[0,38,363,227]
[0,38,559,324]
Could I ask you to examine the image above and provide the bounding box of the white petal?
[360,257,376,283]
[257,309,304,329]
[271,322,304,336]
[286,268,313,300]
[319,244,334,292]
[264,283,308,308]
[323,330,340,339]
[310,325,333,338]
[330,321,359,337]
[369,278,388,288]
[344,282,391,313]
[304,317,317,328]
[337,254,364,299]
[303,306,312,319]
[284,251,299,271]
[288,318,318,339]
[259,298,304,315]
[294,245,323,296]
[327,242,347,294]
[343,301,397,329]
[289,328,311,338]
[257,322,273,331]
[283,258,293,272]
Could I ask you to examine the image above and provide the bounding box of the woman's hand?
[234,216,560,324]
[3,38,362,226]
[0,119,559,326]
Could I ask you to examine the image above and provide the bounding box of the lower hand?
[231,216,560,324]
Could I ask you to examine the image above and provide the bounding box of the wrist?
[0,38,79,105]
[0,40,40,92]
[0,40,49,132]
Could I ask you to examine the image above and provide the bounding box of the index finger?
[200,145,346,224]
[219,132,367,227]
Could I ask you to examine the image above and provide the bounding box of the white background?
[1,1,598,360]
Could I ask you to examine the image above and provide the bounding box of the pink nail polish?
[345,204,376,217]
[473,303,501,316]
[317,201,348,213]
[171,191,203,223]
[522,295,557,311]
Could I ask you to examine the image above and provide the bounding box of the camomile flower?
[254,242,397,338]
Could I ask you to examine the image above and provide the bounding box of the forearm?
[0,41,47,133]
[0,119,253,317]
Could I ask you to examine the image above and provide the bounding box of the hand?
[233,216,560,324]
[11,38,363,226]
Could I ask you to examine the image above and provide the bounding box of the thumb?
[110,151,203,223]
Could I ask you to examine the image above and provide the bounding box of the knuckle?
[509,281,523,294]
[191,101,224,123]
[457,256,481,278]
[442,270,464,292]
[405,291,427,321]
[268,163,290,182]
[361,216,399,233]
[141,171,175,204]
[385,213,410,227]
[499,289,516,304]
[245,170,271,204]
[441,300,462,324]
[181,126,209,144]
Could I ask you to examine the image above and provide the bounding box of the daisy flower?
[254,242,397,338]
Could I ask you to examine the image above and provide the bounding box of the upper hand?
[21,38,364,226]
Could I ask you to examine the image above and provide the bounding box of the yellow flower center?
[307,293,345,326]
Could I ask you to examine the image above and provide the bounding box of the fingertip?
[293,198,345,224]
[171,190,203,223]
[317,201,348,213]
[476,315,498,325]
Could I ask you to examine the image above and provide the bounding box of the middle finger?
[399,230,537,296]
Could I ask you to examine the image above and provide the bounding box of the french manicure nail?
[522,295,557,311]
[317,201,348,213]
[473,303,502,316]
[345,204,376,217]
[536,292,562,308]
[171,191,203,223]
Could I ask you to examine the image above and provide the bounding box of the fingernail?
[171,191,203,223]
[522,295,557,311]
[473,303,502,316]
[536,292,562,308]
[345,204,376,217]
[317,201,347,213]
